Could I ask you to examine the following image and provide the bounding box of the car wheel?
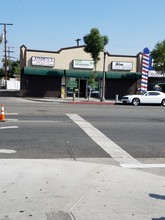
[161,99,165,106]
[132,98,140,106]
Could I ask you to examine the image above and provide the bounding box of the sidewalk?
[0,159,165,220]
[28,97,121,105]
[0,89,121,104]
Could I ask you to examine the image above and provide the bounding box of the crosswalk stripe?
[67,114,141,165]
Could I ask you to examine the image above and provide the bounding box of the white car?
[121,91,165,106]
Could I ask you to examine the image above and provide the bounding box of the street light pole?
[101,51,106,102]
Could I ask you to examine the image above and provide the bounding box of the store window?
[66,78,78,97]
[66,77,100,98]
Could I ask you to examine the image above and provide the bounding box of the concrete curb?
[25,98,120,105]
[68,101,116,105]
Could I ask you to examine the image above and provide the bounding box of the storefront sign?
[73,59,94,69]
[148,70,164,77]
[112,61,133,70]
[32,56,55,67]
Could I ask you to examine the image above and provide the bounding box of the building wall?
[22,45,140,72]
[106,78,141,99]
[20,45,142,98]
[20,74,61,97]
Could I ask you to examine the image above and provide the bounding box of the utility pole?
[7,46,14,72]
[0,23,13,83]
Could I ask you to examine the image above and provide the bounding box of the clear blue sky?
[0,0,165,64]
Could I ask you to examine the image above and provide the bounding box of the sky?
[0,0,165,66]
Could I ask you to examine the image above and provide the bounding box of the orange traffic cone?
[0,104,5,122]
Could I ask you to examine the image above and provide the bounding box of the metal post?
[115,94,118,103]
[101,51,106,102]
[73,90,75,101]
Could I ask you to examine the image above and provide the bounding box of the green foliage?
[0,60,20,78]
[0,34,2,44]
[11,60,20,76]
[83,28,109,72]
[88,76,96,88]
[0,68,4,78]
[151,40,165,74]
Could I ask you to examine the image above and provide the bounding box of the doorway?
[79,79,87,98]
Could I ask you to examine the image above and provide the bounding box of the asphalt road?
[1,97,165,164]
[1,97,165,219]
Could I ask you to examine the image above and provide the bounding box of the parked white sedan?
[121,91,165,106]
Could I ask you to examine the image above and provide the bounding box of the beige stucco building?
[20,45,143,99]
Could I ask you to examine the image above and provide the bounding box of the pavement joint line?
[67,114,141,165]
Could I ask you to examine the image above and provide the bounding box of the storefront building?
[20,45,143,99]
[148,67,165,92]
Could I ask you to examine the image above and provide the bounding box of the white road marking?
[67,114,141,165]
[0,126,19,129]
[6,119,18,122]
[0,149,16,154]
[6,113,19,115]
[121,163,165,169]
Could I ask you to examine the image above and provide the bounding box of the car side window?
[148,92,160,96]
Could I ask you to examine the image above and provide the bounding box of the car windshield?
[141,92,147,95]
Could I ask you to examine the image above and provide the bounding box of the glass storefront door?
[66,77,99,98]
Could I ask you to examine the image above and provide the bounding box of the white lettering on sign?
[112,61,133,70]
[73,59,94,69]
[32,56,55,67]
[148,70,163,77]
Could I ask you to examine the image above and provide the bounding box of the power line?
[7,46,14,62]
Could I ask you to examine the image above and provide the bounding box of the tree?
[84,28,108,72]
[151,40,165,74]
[8,60,20,78]
[83,28,109,99]
[0,59,20,79]
[0,68,3,78]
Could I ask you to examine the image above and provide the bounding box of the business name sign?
[73,59,94,69]
[148,70,163,77]
[112,61,133,70]
[32,56,55,67]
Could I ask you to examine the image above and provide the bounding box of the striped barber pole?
[140,47,150,92]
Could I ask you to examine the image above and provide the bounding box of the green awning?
[65,70,103,78]
[23,67,64,76]
[23,67,141,79]
[106,72,141,79]
[65,70,141,79]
